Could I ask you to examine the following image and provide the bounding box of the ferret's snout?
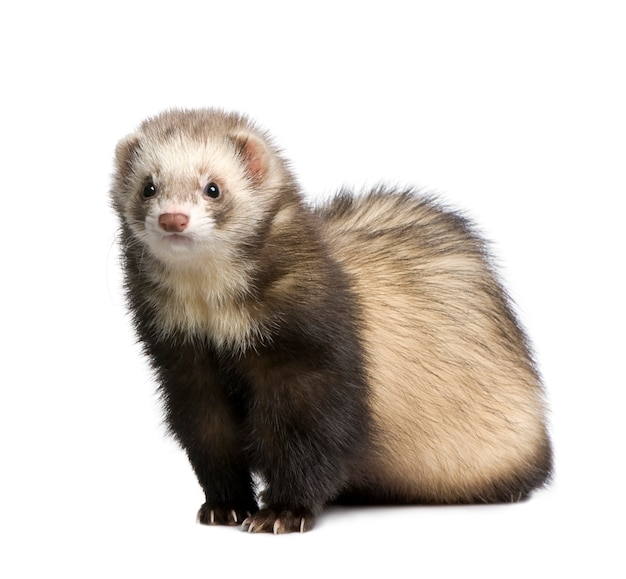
[159,213,189,233]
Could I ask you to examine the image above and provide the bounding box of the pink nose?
[158,213,189,233]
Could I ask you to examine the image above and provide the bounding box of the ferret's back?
[317,190,486,278]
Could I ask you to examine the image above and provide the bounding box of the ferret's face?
[110,111,288,268]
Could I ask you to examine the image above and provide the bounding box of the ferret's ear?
[232,133,270,184]
[114,134,140,178]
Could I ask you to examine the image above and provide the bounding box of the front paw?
[197,503,256,526]
[241,508,315,534]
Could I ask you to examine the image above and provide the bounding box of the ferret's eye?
[203,182,220,199]
[142,181,157,199]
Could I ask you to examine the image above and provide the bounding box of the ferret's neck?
[147,251,261,350]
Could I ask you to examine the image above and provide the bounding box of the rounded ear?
[232,133,270,184]
[114,133,140,178]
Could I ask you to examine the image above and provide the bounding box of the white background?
[1,1,624,577]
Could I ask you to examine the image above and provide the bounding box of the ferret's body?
[110,109,552,533]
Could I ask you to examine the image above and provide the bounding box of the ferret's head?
[110,109,296,267]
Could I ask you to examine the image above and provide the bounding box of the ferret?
[110,108,552,533]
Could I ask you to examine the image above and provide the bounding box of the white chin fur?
[147,231,205,265]
[155,233,195,252]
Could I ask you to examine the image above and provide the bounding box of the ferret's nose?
[159,213,189,233]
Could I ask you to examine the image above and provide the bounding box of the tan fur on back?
[320,192,549,502]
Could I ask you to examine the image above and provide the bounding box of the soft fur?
[110,108,552,533]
